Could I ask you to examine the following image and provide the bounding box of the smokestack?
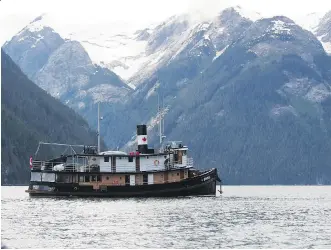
[137,125,148,154]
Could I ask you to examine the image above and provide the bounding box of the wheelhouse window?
[84,176,90,182]
[128,156,133,162]
[104,156,109,162]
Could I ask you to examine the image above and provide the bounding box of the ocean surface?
[1,186,331,249]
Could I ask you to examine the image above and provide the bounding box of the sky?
[0,0,331,45]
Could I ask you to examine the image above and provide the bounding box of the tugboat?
[26,104,222,197]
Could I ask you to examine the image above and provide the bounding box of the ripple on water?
[1,186,331,248]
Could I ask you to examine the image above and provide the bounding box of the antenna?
[97,102,101,154]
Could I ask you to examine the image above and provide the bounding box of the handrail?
[31,159,193,172]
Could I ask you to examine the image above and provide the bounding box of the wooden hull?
[26,168,220,198]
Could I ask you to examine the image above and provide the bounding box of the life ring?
[154,160,160,166]
[74,187,78,191]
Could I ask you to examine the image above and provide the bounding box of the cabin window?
[104,156,109,162]
[120,177,122,180]
[128,156,133,162]
[183,151,187,156]
[92,175,96,182]
[177,172,179,176]
[164,155,167,158]
[146,156,149,159]
[97,175,101,182]
[79,176,84,182]
[106,176,109,180]
[84,176,90,182]
[119,157,122,159]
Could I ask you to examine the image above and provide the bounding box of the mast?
[162,95,165,137]
[158,94,162,145]
[97,102,100,154]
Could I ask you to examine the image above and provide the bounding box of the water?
[1,186,331,249]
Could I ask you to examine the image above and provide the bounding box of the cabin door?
[178,151,183,164]
[180,170,184,180]
[130,175,135,186]
[135,157,140,171]
[125,175,130,186]
[111,156,116,172]
[164,172,168,183]
[148,174,154,184]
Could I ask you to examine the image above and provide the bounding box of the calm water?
[1,186,331,249]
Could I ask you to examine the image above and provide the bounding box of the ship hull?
[26,169,219,198]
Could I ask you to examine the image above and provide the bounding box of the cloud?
[0,0,330,45]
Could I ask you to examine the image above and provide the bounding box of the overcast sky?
[0,0,331,45]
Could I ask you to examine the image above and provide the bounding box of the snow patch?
[280,76,331,103]
[318,35,331,54]
[78,102,86,109]
[203,34,210,41]
[321,41,331,54]
[146,81,160,100]
[213,45,228,61]
[269,20,295,35]
[87,84,129,103]
[282,77,312,96]
[18,37,26,42]
[305,84,331,103]
[233,6,261,21]
[270,105,297,117]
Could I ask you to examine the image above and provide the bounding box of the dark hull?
[26,169,220,198]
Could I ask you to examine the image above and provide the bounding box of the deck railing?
[31,158,194,172]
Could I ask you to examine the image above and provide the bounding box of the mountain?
[2,15,65,79]
[314,11,331,54]
[3,16,131,107]
[1,50,105,185]
[2,7,331,184]
[3,15,132,147]
[161,16,331,184]
[120,14,331,184]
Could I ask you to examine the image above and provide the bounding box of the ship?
[26,103,222,197]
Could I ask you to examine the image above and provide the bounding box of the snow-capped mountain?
[2,5,331,184]
[27,6,260,88]
[314,11,331,54]
[119,14,331,184]
[3,15,65,79]
[3,15,131,111]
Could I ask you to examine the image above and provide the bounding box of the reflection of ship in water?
[26,104,221,197]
